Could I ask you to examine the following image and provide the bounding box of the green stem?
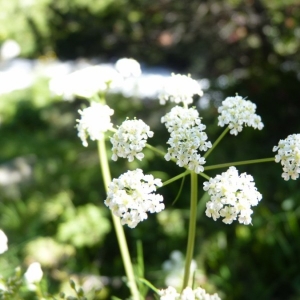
[204,127,230,159]
[97,139,140,300]
[145,143,167,157]
[204,157,275,171]
[138,278,160,295]
[182,171,198,291]
[162,170,190,187]
[198,172,210,180]
[35,283,43,299]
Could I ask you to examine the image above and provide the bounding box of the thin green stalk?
[145,143,167,157]
[198,172,210,180]
[182,171,198,290]
[204,157,275,171]
[138,278,160,295]
[162,170,190,187]
[204,127,230,159]
[35,283,43,299]
[97,139,140,300]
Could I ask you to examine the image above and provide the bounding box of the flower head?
[0,230,8,254]
[104,169,164,228]
[49,65,123,100]
[24,262,43,289]
[273,134,300,180]
[218,95,264,135]
[76,102,114,147]
[203,167,262,225]
[0,39,21,61]
[115,58,142,78]
[159,73,203,106]
[161,106,211,173]
[159,286,221,300]
[110,119,153,162]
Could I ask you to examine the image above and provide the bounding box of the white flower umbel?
[218,95,264,135]
[110,119,154,162]
[76,102,114,147]
[24,262,43,290]
[203,167,262,225]
[49,65,123,100]
[273,133,300,180]
[161,106,212,174]
[159,73,203,106]
[0,230,8,254]
[0,39,21,61]
[159,286,221,300]
[115,58,142,78]
[105,169,164,228]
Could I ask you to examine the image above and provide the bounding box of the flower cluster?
[0,229,8,254]
[218,95,264,135]
[110,119,153,162]
[49,65,123,100]
[203,167,262,225]
[104,169,164,228]
[273,134,300,180]
[161,106,212,173]
[159,73,203,106]
[76,102,114,147]
[159,286,221,300]
[24,262,43,283]
[24,262,43,289]
[115,58,142,78]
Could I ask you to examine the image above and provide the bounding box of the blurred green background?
[1,0,300,299]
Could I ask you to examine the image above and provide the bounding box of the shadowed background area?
[0,0,300,299]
